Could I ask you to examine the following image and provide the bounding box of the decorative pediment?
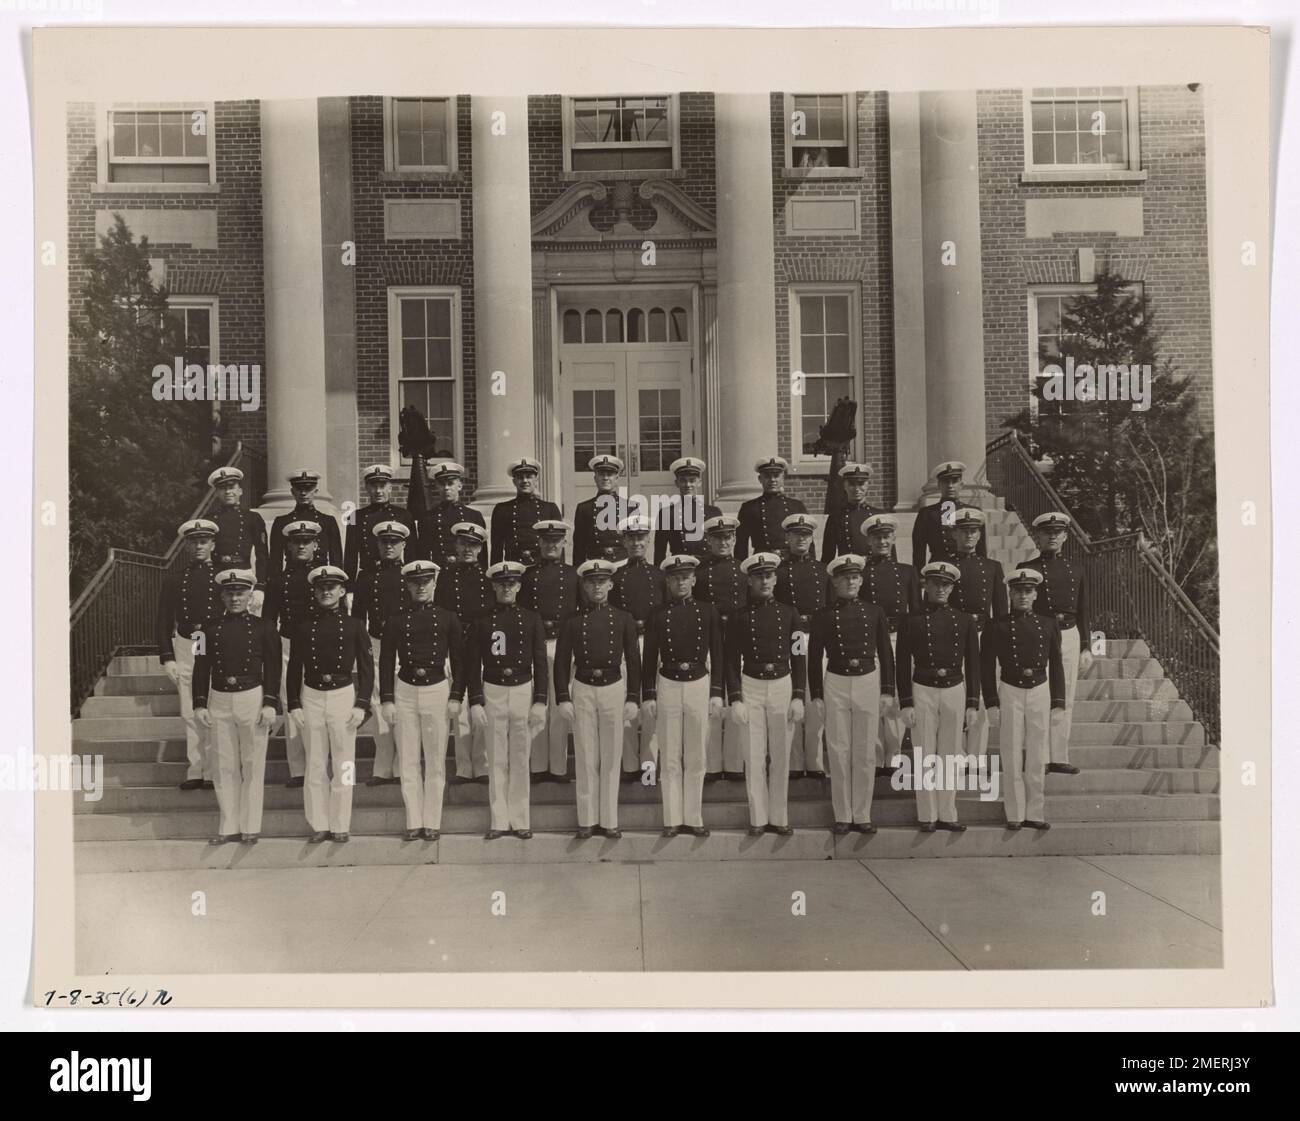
[531,178,716,244]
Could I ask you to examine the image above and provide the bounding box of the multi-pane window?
[1030,284,1144,416]
[788,94,853,169]
[792,290,857,458]
[572,389,618,472]
[568,95,675,172]
[638,388,682,472]
[561,304,689,344]
[166,303,212,367]
[388,97,454,170]
[108,107,211,183]
[391,290,458,462]
[1027,88,1132,169]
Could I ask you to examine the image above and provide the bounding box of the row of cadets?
[609,514,665,780]
[344,464,417,581]
[693,513,748,778]
[416,461,487,570]
[774,511,830,778]
[653,457,721,565]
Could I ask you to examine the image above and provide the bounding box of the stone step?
[72,818,1220,873]
[95,673,175,697]
[1074,678,1179,701]
[72,791,1218,840]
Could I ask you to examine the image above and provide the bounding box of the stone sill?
[379,169,465,184]
[561,169,687,183]
[781,167,866,180]
[91,182,220,195]
[1020,170,1149,185]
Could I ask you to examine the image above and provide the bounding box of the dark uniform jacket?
[774,552,830,627]
[980,610,1067,709]
[378,600,464,703]
[350,559,407,640]
[895,602,981,709]
[464,603,548,707]
[155,560,223,663]
[553,603,641,704]
[520,557,580,641]
[1016,553,1090,642]
[344,502,417,581]
[211,506,269,587]
[642,597,725,701]
[433,560,495,626]
[286,607,374,712]
[573,492,641,566]
[807,598,896,701]
[611,557,666,635]
[489,494,562,566]
[736,492,816,562]
[192,612,282,709]
[951,552,1008,635]
[416,501,486,570]
[821,502,885,561]
[262,559,316,640]
[270,503,343,574]
[724,597,807,702]
[652,497,721,565]
[911,499,987,571]
[860,555,920,631]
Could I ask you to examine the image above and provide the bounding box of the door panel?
[561,351,626,516]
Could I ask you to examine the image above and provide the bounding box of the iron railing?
[983,431,1220,745]
[69,443,266,715]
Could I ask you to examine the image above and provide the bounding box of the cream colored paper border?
[33,25,1271,1009]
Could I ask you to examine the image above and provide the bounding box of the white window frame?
[165,296,220,362]
[101,102,216,187]
[382,96,458,173]
[783,93,857,171]
[387,286,463,474]
[788,283,861,468]
[1023,87,1141,174]
[561,93,680,174]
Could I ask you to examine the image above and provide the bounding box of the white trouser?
[1000,680,1051,823]
[911,681,965,824]
[453,683,488,779]
[394,677,449,830]
[172,636,213,781]
[485,681,532,831]
[279,647,305,778]
[790,686,825,773]
[742,674,794,828]
[824,669,881,825]
[656,674,709,827]
[965,703,991,757]
[209,687,269,835]
[879,632,905,768]
[1051,625,1082,764]
[572,679,624,828]
[622,634,659,773]
[530,639,570,777]
[707,695,746,774]
[362,636,399,779]
[301,685,358,834]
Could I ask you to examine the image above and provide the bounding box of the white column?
[470,96,537,506]
[714,93,778,505]
[258,98,333,512]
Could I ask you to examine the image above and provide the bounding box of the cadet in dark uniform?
[379,559,464,841]
[262,519,320,787]
[821,462,885,561]
[344,464,416,582]
[350,520,410,786]
[155,518,223,791]
[554,559,641,840]
[694,513,749,779]
[911,460,987,571]
[269,469,343,574]
[860,514,921,773]
[727,552,806,836]
[736,456,816,562]
[611,514,665,780]
[808,555,895,834]
[896,560,981,832]
[949,507,1007,758]
[286,565,374,844]
[643,554,724,838]
[435,521,494,780]
[415,462,487,570]
[775,512,829,779]
[192,569,281,844]
[520,520,580,781]
[653,457,721,565]
[982,568,1065,830]
[490,458,562,566]
[208,466,269,600]
[1016,511,1091,776]
[573,454,637,566]
[465,560,549,840]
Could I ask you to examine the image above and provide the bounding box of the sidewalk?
[75,855,1221,973]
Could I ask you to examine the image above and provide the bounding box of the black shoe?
[484,829,504,840]
[831,821,852,836]
[1023,819,1052,831]
[553,773,573,784]
[575,827,595,840]
[1046,763,1080,775]
[790,770,807,781]
[767,824,793,837]
[241,833,259,845]
[285,776,305,789]
[201,780,215,790]
[935,820,967,833]
[875,766,894,777]
[514,830,533,840]
[688,826,710,838]
[661,826,680,838]
[1006,821,1024,831]
[208,833,237,846]
[852,822,877,835]
[603,828,623,839]
[473,775,490,785]
[704,772,722,783]
[331,832,350,843]
[308,830,329,844]
[403,829,422,841]
[620,771,640,784]
[919,822,937,833]
[806,770,827,780]
[422,829,440,841]
[723,771,744,781]
[746,825,766,837]
[366,775,389,787]
[179,778,204,791]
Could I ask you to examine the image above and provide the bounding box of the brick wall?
[769,91,896,511]
[978,85,1213,441]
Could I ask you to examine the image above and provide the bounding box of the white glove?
[290,708,307,730]
[526,703,546,734]
[811,698,825,719]
[623,701,639,726]
[901,706,916,729]
[194,707,212,728]
[641,699,657,722]
[346,706,366,729]
[447,699,462,721]
[986,706,1001,730]
[472,704,491,729]
[558,701,576,722]
[381,701,396,725]
[789,698,805,723]
[964,707,979,733]
[1079,650,1094,672]
[257,705,276,729]
[164,661,180,684]
[730,700,749,726]
[708,696,723,720]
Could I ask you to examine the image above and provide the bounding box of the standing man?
[269,469,343,573]
[192,569,281,845]
[911,460,987,571]
[694,513,749,780]
[466,560,549,840]
[490,458,562,567]
[808,554,895,835]
[982,568,1064,831]
[343,464,415,582]
[155,518,223,792]
[520,520,580,783]
[435,521,494,781]
[896,561,981,833]
[821,462,883,561]
[262,519,320,789]
[642,555,723,838]
[949,507,1007,758]
[611,514,665,782]
[775,512,830,780]
[208,466,269,599]
[737,456,816,562]
[554,558,641,840]
[350,520,410,786]
[286,565,373,844]
[653,457,721,566]
[573,454,632,566]
[379,559,464,842]
[416,462,486,570]
[727,552,806,836]
[860,514,920,775]
[1016,511,1091,776]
